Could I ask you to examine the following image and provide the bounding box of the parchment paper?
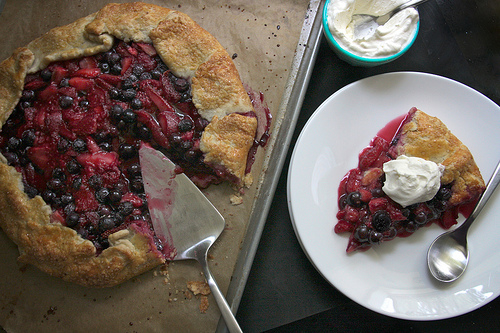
[0,0,313,332]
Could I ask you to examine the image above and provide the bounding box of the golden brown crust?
[395,109,485,205]
[201,113,258,183]
[0,2,256,287]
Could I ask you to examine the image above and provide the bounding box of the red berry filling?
[0,40,268,254]
[335,133,470,253]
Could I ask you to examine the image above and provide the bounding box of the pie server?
[139,144,242,333]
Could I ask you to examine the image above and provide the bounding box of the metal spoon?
[353,0,431,38]
[427,160,500,283]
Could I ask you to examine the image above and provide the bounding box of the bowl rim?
[322,0,420,64]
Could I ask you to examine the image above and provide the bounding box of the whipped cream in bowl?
[322,0,420,66]
[382,155,445,207]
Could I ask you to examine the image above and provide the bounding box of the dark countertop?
[236,0,500,332]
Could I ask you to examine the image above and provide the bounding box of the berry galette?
[0,3,270,287]
[335,108,485,253]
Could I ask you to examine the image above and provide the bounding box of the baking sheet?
[0,0,322,332]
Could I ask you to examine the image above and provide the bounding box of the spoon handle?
[460,160,500,231]
[393,0,432,14]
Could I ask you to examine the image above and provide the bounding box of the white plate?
[287,72,500,320]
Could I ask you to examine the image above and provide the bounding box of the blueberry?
[57,138,70,152]
[7,137,21,150]
[72,138,87,152]
[130,178,144,193]
[72,177,83,190]
[139,72,152,81]
[179,140,193,151]
[109,88,122,100]
[130,98,142,110]
[40,68,52,81]
[107,52,121,65]
[61,193,74,205]
[42,190,57,203]
[66,212,80,227]
[59,78,70,87]
[66,159,82,174]
[21,129,36,147]
[133,123,151,140]
[150,69,162,79]
[79,100,90,108]
[88,174,102,189]
[372,210,391,232]
[52,167,66,180]
[99,216,116,232]
[118,144,137,160]
[47,178,64,192]
[173,77,189,92]
[118,201,134,216]
[122,88,137,101]
[405,221,418,233]
[437,187,452,201]
[95,187,110,203]
[346,192,363,208]
[23,183,39,198]
[132,64,145,76]
[21,90,35,101]
[110,63,122,75]
[122,109,137,124]
[121,78,135,90]
[414,211,428,225]
[3,152,19,165]
[369,230,383,244]
[354,224,369,241]
[127,163,141,177]
[108,189,122,204]
[178,118,193,132]
[110,104,124,120]
[99,142,112,151]
[99,62,110,73]
[59,95,74,109]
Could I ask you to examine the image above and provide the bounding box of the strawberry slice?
[24,79,47,91]
[74,186,99,212]
[121,57,133,76]
[160,73,182,103]
[73,68,101,78]
[51,67,69,85]
[158,111,180,137]
[99,74,122,86]
[27,144,54,170]
[38,84,58,101]
[79,57,98,69]
[77,152,119,170]
[146,87,176,113]
[135,110,169,148]
[69,77,93,91]
[136,43,157,56]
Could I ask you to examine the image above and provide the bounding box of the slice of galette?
[335,108,485,253]
[0,3,270,287]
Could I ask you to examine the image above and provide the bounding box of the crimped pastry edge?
[0,2,256,287]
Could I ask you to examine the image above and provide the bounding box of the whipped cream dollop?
[382,155,445,207]
[327,0,419,58]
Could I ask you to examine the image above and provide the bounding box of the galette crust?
[394,108,485,205]
[0,2,256,287]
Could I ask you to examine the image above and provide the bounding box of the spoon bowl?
[427,160,500,282]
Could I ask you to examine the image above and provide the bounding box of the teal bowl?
[322,0,420,67]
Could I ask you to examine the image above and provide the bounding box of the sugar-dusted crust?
[0,2,256,287]
[393,108,485,205]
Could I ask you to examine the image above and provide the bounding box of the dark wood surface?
[236,0,500,332]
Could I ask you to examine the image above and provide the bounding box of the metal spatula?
[139,145,242,333]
